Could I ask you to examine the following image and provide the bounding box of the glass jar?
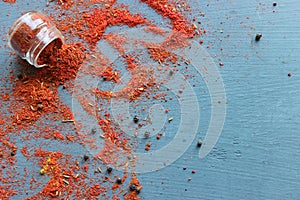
[7,11,64,68]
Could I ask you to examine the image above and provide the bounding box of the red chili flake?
[93,88,116,102]
[89,184,102,196]
[1,94,10,101]
[52,131,65,140]
[145,141,152,151]
[156,133,162,140]
[20,146,31,159]
[100,67,120,83]
[2,0,16,4]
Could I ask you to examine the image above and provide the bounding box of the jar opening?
[36,38,63,67]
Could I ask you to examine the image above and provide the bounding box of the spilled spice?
[1,0,201,199]
[36,38,63,66]
[11,42,85,128]
[140,0,196,37]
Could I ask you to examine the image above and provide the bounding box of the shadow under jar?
[7,11,64,68]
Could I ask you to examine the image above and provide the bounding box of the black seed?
[197,139,203,148]
[273,2,277,6]
[116,177,122,184]
[83,155,89,161]
[129,184,137,191]
[107,166,113,173]
[183,167,187,170]
[133,116,139,123]
[11,151,16,156]
[255,33,262,41]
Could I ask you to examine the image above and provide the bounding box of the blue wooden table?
[0,1,299,199]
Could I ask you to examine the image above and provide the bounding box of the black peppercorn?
[197,139,203,148]
[255,33,262,41]
[133,116,139,123]
[273,2,277,6]
[83,155,89,161]
[116,177,122,184]
[11,151,16,156]
[107,166,113,173]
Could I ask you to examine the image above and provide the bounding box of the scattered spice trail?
[1,0,200,199]
[140,0,196,37]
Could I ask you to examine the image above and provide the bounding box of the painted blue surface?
[0,1,300,200]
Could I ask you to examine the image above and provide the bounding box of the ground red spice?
[70,7,148,48]
[36,39,63,66]
[10,43,84,128]
[100,66,120,83]
[140,0,196,37]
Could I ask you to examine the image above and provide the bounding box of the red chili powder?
[10,43,84,128]
[140,0,196,37]
[78,7,148,47]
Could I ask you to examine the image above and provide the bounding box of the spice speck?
[197,139,203,148]
[133,115,139,123]
[107,166,113,174]
[255,33,262,41]
[83,155,89,161]
[116,177,122,184]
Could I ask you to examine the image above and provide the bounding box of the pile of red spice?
[10,42,85,128]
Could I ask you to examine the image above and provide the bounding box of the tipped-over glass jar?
[7,11,64,68]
